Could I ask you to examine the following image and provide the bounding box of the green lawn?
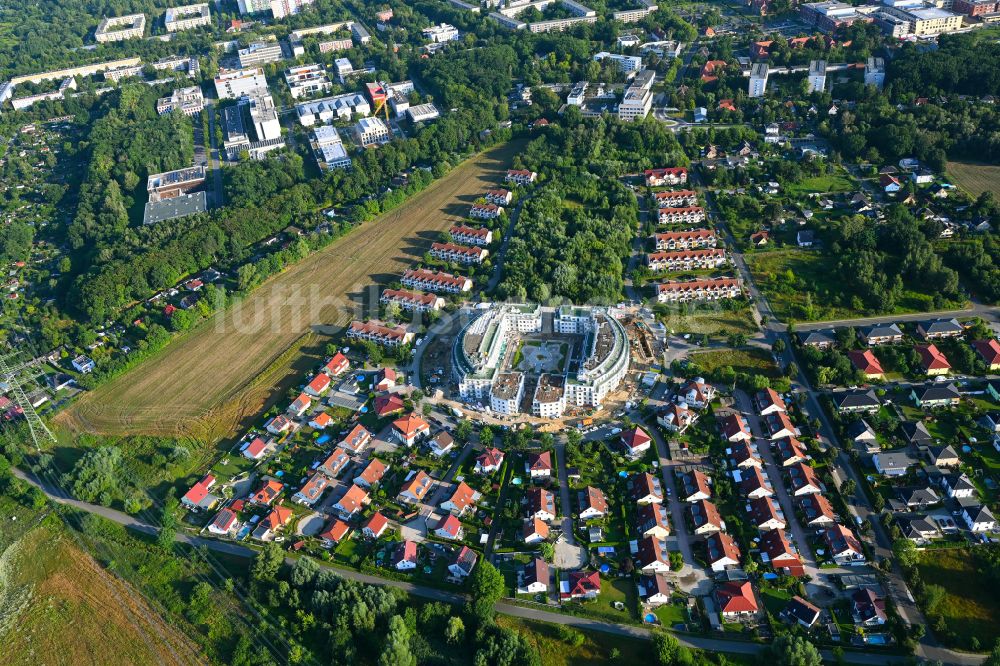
[917,548,1000,650]
[655,304,759,337]
[758,585,792,616]
[564,577,639,623]
[784,173,855,197]
[653,599,688,627]
[688,347,781,378]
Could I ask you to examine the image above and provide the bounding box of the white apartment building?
[450,225,493,246]
[749,62,769,98]
[215,68,268,99]
[567,81,588,106]
[656,278,742,303]
[239,0,316,18]
[647,249,727,272]
[156,86,205,116]
[657,207,706,225]
[653,190,698,207]
[355,116,391,146]
[807,60,827,93]
[312,125,351,170]
[296,93,370,125]
[470,203,503,220]
[431,242,489,265]
[284,64,332,99]
[532,374,567,418]
[490,373,525,415]
[164,4,211,32]
[96,14,146,42]
[593,51,643,73]
[423,23,460,42]
[380,288,445,312]
[402,269,472,293]
[653,229,716,250]
[239,40,283,68]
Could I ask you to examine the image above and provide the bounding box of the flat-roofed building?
[96,14,146,42]
[165,4,212,32]
[749,62,769,97]
[619,69,655,121]
[593,51,643,73]
[320,38,354,53]
[239,39,283,68]
[423,23,460,42]
[865,57,885,89]
[215,67,268,100]
[247,93,281,141]
[156,86,205,116]
[147,166,206,202]
[807,59,827,93]
[407,103,440,123]
[311,125,351,170]
[355,116,391,146]
[284,64,332,99]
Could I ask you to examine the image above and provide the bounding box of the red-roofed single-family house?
[715,581,759,619]
[181,474,218,512]
[323,352,350,376]
[392,414,430,445]
[621,427,652,458]
[475,447,505,474]
[363,512,389,539]
[305,373,331,397]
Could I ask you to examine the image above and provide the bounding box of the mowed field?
[947,160,1000,198]
[57,140,524,440]
[1,526,205,666]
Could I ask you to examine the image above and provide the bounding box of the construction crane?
[0,350,55,448]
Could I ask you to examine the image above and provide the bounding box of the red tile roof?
[716,581,757,613]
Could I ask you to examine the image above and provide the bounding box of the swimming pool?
[644,613,657,623]
[867,634,888,645]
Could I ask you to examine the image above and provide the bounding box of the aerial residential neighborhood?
[1,0,1000,664]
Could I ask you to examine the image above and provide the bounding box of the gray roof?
[835,389,880,408]
[965,504,996,523]
[899,516,937,538]
[900,487,939,506]
[928,444,958,463]
[875,449,917,470]
[847,419,876,440]
[860,323,902,339]
[919,318,963,335]
[900,421,932,444]
[143,191,208,225]
[913,384,960,401]
[798,329,836,345]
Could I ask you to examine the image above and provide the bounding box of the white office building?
[619,69,654,122]
[354,116,391,146]
[312,125,352,170]
[247,93,282,141]
[215,68,268,99]
[333,58,355,83]
[407,103,440,123]
[239,40,283,68]
[284,64,332,99]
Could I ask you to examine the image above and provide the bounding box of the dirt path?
[57,141,524,439]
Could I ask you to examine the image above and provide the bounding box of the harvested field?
[57,141,523,440]
[1,526,204,666]
[946,161,1000,199]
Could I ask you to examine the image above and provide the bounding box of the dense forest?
[888,34,1000,100]
[496,115,688,304]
